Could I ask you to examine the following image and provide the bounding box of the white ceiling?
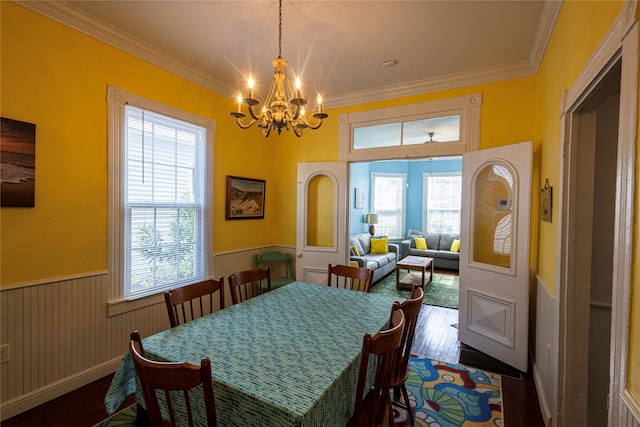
[24,1,559,108]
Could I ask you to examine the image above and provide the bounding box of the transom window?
[339,93,481,162]
[354,115,460,149]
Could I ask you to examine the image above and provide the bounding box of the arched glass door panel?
[472,163,514,270]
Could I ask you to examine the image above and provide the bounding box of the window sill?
[107,292,164,317]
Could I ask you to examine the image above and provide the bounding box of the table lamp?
[365,213,378,236]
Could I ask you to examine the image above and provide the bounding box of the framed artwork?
[1,117,36,207]
[541,179,552,222]
[226,176,266,220]
[354,187,364,209]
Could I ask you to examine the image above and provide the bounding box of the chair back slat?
[129,331,218,427]
[327,263,373,293]
[395,285,424,379]
[164,278,225,328]
[227,267,271,305]
[350,305,404,427]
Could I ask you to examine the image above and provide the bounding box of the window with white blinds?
[423,173,461,234]
[125,106,209,297]
[371,173,406,239]
[107,86,213,305]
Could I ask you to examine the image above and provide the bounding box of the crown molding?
[326,60,535,109]
[15,0,231,95]
[528,0,562,75]
[17,0,557,109]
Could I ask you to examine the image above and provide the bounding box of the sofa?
[400,229,460,271]
[349,233,399,283]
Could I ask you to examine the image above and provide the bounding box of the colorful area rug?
[371,272,459,309]
[96,356,501,427]
[393,355,502,426]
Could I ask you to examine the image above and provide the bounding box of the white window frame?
[422,172,462,234]
[371,172,406,239]
[106,86,215,316]
[338,93,481,162]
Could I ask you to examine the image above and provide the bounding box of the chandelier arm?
[293,126,303,137]
[304,116,325,130]
[234,117,258,129]
[247,104,262,121]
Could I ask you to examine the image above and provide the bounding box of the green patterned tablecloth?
[105,281,397,426]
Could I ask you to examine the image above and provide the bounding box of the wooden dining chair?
[327,263,374,292]
[129,331,218,427]
[227,267,271,305]
[164,277,225,328]
[348,304,405,427]
[389,284,424,425]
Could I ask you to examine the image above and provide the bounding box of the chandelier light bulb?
[248,76,254,98]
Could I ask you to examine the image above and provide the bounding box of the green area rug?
[96,356,501,427]
[371,271,459,309]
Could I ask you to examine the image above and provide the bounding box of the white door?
[458,141,532,372]
[296,162,348,284]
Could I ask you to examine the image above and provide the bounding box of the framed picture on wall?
[1,117,36,207]
[354,187,364,209]
[226,176,266,220]
[541,179,552,222]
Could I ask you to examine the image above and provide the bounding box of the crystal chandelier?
[230,0,328,137]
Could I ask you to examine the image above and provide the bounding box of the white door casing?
[296,162,348,284]
[459,141,532,372]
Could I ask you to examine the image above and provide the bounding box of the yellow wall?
[0,2,277,284]
[2,0,638,405]
[534,0,640,401]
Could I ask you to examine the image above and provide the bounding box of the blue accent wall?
[349,157,461,236]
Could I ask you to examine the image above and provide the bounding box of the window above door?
[339,93,481,162]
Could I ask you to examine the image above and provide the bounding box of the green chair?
[256,251,294,289]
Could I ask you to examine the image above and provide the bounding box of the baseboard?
[533,361,554,426]
[0,356,122,421]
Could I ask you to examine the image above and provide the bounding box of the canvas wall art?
[1,117,36,207]
[226,176,266,219]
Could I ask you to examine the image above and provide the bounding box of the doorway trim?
[556,4,638,426]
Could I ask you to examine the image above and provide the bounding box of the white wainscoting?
[0,245,294,420]
[533,276,557,426]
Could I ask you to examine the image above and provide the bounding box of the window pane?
[403,115,460,145]
[472,163,513,268]
[354,123,401,149]
[124,105,207,298]
[372,174,405,239]
[426,174,461,234]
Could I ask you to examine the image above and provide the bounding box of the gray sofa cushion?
[356,233,372,254]
[438,250,460,261]
[407,229,441,250]
[439,234,460,251]
[349,235,366,257]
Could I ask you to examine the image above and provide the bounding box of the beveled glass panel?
[306,174,334,247]
[472,163,513,268]
[403,115,461,145]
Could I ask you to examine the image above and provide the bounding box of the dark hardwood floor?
[3,289,545,426]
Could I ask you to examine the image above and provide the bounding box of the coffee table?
[396,255,434,290]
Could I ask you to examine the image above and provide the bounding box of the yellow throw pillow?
[351,245,360,256]
[370,237,388,254]
[450,239,460,252]
[415,237,427,250]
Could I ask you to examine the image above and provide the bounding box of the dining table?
[104,281,399,426]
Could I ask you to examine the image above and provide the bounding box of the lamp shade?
[365,214,378,224]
